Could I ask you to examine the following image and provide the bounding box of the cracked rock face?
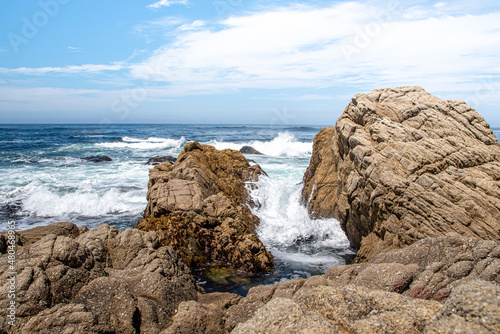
[302,86,500,262]
[136,142,274,273]
[0,223,198,333]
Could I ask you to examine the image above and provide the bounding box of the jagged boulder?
[136,141,273,273]
[0,222,198,333]
[302,86,500,262]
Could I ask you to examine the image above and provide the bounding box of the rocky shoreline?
[1,86,499,333]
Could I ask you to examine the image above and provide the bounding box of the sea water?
[4,124,496,294]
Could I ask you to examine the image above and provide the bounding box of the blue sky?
[0,0,499,125]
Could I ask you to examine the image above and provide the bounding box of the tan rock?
[0,222,198,333]
[424,280,500,334]
[159,235,498,334]
[136,142,273,273]
[302,86,500,262]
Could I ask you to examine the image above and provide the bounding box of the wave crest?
[98,136,186,150]
[209,132,312,157]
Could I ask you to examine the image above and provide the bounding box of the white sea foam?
[248,175,352,270]
[0,160,148,229]
[97,136,186,150]
[208,132,312,157]
[23,187,144,218]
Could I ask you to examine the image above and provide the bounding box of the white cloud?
[178,20,205,31]
[147,0,188,9]
[130,2,500,98]
[68,46,84,52]
[0,63,126,75]
[2,1,500,115]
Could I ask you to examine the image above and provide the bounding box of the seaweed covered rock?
[302,86,500,262]
[136,142,273,273]
[0,222,198,333]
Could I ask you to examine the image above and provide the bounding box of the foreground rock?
[0,223,198,333]
[146,156,177,165]
[239,146,263,155]
[82,155,112,162]
[136,141,273,273]
[160,234,500,333]
[303,86,500,262]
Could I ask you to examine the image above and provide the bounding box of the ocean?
[4,124,497,293]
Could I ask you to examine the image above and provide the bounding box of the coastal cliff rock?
[302,86,500,262]
[135,141,274,273]
[0,222,198,333]
[160,233,499,333]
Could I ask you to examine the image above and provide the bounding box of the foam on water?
[97,136,186,150]
[248,173,353,273]
[208,132,312,157]
[22,187,143,218]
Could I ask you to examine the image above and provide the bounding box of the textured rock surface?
[136,141,273,273]
[322,233,500,300]
[302,86,500,262]
[424,280,500,334]
[159,234,498,333]
[0,222,198,333]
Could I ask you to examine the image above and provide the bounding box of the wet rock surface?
[302,86,500,262]
[0,222,198,333]
[239,146,263,155]
[82,155,113,163]
[136,142,273,273]
[146,156,177,165]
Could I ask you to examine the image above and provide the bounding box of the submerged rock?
[146,156,177,165]
[136,142,273,273]
[0,222,198,333]
[82,155,112,163]
[239,146,263,155]
[302,86,500,262]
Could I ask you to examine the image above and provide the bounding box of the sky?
[0,0,499,126]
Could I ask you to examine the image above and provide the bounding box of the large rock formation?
[158,233,500,333]
[0,222,198,333]
[136,141,274,273]
[302,86,500,262]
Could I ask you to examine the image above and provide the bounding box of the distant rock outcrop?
[135,141,273,273]
[239,146,263,155]
[146,156,177,165]
[302,86,500,262]
[82,155,112,163]
[0,222,198,333]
